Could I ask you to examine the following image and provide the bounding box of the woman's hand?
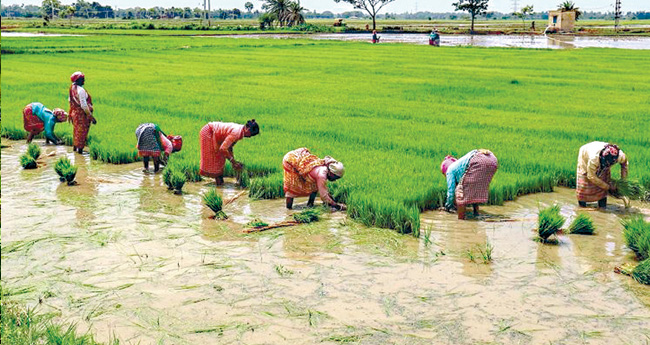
[231,160,244,171]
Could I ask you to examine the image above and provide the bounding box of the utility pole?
[51,0,55,19]
[512,0,518,13]
[614,0,621,31]
[208,0,211,26]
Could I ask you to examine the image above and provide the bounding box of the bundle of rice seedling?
[170,170,186,194]
[62,165,78,185]
[621,215,650,260]
[162,167,173,190]
[19,154,37,169]
[27,143,41,160]
[610,178,645,200]
[293,209,320,223]
[237,168,250,188]
[203,188,227,219]
[568,213,595,235]
[538,205,565,241]
[54,157,72,182]
[632,259,650,285]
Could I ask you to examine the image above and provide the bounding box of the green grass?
[2,35,650,234]
[568,213,596,235]
[621,215,650,260]
[538,205,566,241]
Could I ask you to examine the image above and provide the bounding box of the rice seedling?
[537,205,566,241]
[247,218,269,228]
[293,209,320,223]
[621,215,650,260]
[237,168,250,188]
[54,157,72,182]
[610,178,646,200]
[423,227,433,247]
[61,165,78,185]
[632,259,650,285]
[568,213,595,235]
[19,154,37,169]
[162,167,173,190]
[203,188,227,220]
[170,170,186,194]
[478,240,494,263]
[27,143,41,159]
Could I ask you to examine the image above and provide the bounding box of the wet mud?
[2,139,649,344]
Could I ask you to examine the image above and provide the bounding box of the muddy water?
[2,138,649,345]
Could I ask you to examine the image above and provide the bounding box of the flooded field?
[2,139,650,345]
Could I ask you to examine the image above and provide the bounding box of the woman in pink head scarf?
[441,149,498,220]
[576,141,628,208]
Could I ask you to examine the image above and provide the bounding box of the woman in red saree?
[68,71,97,154]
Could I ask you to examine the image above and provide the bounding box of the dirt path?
[2,139,649,344]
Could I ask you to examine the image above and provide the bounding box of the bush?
[27,143,40,159]
[19,154,37,169]
[568,213,595,235]
[538,205,565,240]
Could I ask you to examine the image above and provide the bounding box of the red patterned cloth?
[199,122,244,178]
[69,84,93,149]
[455,152,498,206]
[23,104,44,134]
[283,148,325,197]
[576,167,611,202]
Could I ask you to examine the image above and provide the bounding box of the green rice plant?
[203,188,227,219]
[247,218,269,228]
[162,167,173,190]
[237,168,250,188]
[54,157,72,182]
[61,165,78,185]
[293,209,320,223]
[249,174,284,199]
[632,259,650,285]
[19,154,37,169]
[610,178,645,200]
[621,215,650,260]
[27,143,41,159]
[478,240,494,263]
[568,213,595,235]
[170,170,186,194]
[537,205,565,241]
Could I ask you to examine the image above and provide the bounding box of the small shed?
[548,10,576,32]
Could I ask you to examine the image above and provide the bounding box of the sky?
[7,0,649,13]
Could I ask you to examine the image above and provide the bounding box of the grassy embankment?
[2,18,650,36]
[2,36,649,234]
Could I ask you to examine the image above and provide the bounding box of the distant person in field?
[429,29,440,46]
[135,123,183,173]
[199,120,259,185]
[576,142,627,208]
[283,148,346,210]
[441,149,498,220]
[23,102,68,145]
[68,71,96,154]
[372,30,380,44]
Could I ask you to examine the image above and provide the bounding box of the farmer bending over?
[441,149,498,220]
[283,147,346,210]
[135,123,182,172]
[576,141,627,208]
[199,120,259,185]
[23,102,68,145]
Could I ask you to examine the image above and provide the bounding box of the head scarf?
[52,108,68,122]
[70,71,84,83]
[324,156,345,178]
[600,143,620,168]
[440,155,457,175]
[167,135,183,152]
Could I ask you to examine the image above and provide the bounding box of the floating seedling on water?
[292,209,320,223]
[247,218,269,228]
[203,188,227,220]
[537,205,565,242]
[27,143,41,159]
[19,154,37,169]
[568,213,595,235]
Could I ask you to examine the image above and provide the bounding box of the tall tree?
[333,0,396,31]
[262,0,291,26]
[286,1,305,26]
[245,2,253,12]
[452,0,489,34]
[513,4,533,29]
[41,0,62,19]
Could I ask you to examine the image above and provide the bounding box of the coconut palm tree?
[557,1,582,21]
[286,1,306,26]
[262,0,291,27]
